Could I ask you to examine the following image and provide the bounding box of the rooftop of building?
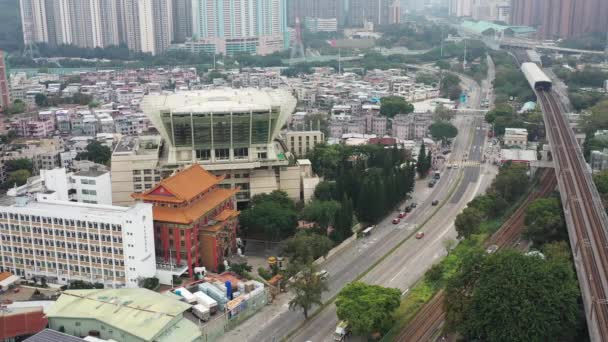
[2,196,145,218]
[73,167,108,178]
[133,164,224,204]
[45,288,199,342]
[504,128,528,135]
[24,329,86,342]
[112,135,161,156]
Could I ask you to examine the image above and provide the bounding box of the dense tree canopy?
[336,282,401,337]
[429,121,458,142]
[455,207,483,239]
[300,200,340,229]
[284,232,334,266]
[445,250,579,342]
[524,197,567,245]
[380,96,414,118]
[307,144,415,226]
[76,141,112,165]
[239,191,298,240]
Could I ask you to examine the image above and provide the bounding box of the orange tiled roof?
[152,188,238,224]
[214,209,239,222]
[0,272,12,282]
[134,164,224,203]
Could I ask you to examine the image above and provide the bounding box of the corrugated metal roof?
[24,329,86,342]
[46,289,195,341]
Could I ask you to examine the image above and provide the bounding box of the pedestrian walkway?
[448,161,482,168]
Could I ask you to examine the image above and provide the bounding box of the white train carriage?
[521,62,552,91]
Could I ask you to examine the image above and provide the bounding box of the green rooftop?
[46,288,200,342]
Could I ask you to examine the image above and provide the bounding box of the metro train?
[521,62,552,91]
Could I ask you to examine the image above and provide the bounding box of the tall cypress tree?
[417,144,427,178]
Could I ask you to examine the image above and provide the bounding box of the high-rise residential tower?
[172,0,192,43]
[510,0,608,39]
[19,0,49,46]
[189,0,287,55]
[120,0,173,55]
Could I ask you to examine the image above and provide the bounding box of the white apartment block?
[8,167,112,206]
[285,131,325,157]
[0,195,156,288]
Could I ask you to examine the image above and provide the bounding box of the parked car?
[415,232,425,239]
[432,200,439,206]
[392,218,400,224]
[398,212,406,218]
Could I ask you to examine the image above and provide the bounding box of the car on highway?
[398,211,406,218]
[410,202,417,208]
[415,232,425,239]
[405,206,412,213]
[432,200,439,206]
[392,218,400,224]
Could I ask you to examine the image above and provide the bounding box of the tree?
[229,262,253,278]
[492,162,529,202]
[4,159,33,173]
[430,121,458,142]
[455,206,483,239]
[416,143,430,178]
[8,99,26,114]
[300,200,340,229]
[35,93,48,107]
[332,195,354,242]
[76,140,112,165]
[284,232,334,266]
[6,169,31,187]
[433,104,454,121]
[141,277,160,290]
[445,250,579,342]
[313,181,337,201]
[524,197,567,245]
[440,74,461,100]
[379,96,414,118]
[336,282,401,337]
[289,264,328,319]
[239,191,298,240]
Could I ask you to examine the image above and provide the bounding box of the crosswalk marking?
[447,161,482,168]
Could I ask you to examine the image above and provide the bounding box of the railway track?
[539,90,608,341]
[395,169,557,342]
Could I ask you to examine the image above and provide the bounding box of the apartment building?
[8,167,112,206]
[285,130,325,157]
[0,195,156,288]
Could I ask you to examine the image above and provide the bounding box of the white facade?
[7,167,112,206]
[70,169,113,205]
[0,196,156,288]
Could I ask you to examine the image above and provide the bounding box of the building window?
[133,177,142,182]
[215,148,230,160]
[234,147,248,159]
[143,170,152,175]
[196,149,211,160]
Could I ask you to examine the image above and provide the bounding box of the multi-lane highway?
[288,117,494,342]
[220,113,493,342]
